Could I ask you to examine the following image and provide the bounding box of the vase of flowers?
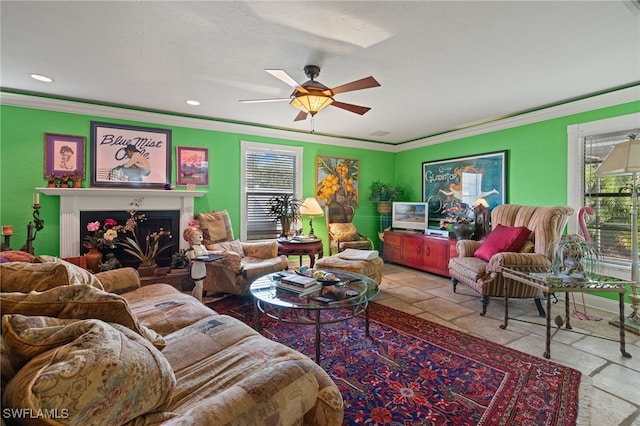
[83,218,118,272]
[439,202,475,240]
[115,198,175,272]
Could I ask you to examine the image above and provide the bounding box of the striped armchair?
[448,204,574,316]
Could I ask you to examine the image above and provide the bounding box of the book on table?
[276,281,322,296]
[280,274,318,288]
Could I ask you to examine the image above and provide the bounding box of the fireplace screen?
[80,210,180,268]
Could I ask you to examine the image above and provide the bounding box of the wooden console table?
[382,230,458,277]
[501,267,631,359]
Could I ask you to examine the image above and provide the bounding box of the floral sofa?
[0,255,344,426]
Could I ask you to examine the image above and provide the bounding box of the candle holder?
[20,204,45,254]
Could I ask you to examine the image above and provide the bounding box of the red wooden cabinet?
[383,230,458,277]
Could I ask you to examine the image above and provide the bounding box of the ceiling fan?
[239,65,381,121]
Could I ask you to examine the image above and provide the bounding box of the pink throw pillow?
[474,225,532,262]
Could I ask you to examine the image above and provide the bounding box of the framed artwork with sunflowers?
[315,156,360,208]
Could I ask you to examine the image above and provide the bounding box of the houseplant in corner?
[267,194,301,238]
[368,180,405,215]
[115,198,175,276]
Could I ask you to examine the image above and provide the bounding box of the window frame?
[567,112,639,280]
[240,141,303,241]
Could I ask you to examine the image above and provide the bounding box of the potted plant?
[368,180,405,215]
[552,234,599,279]
[267,194,301,238]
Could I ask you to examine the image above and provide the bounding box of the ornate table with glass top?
[501,267,632,359]
[250,270,380,363]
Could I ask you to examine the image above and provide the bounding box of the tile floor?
[373,262,640,426]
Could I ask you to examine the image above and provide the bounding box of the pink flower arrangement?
[83,218,118,250]
[439,203,473,229]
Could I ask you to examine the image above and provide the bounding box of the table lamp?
[300,197,323,238]
[595,137,639,327]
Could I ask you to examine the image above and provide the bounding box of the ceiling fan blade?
[239,98,291,103]
[293,110,308,121]
[330,101,371,115]
[324,76,380,96]
[265,69,309,94]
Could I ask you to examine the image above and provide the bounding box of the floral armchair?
[195,210,288,296]
[325,204,373,255]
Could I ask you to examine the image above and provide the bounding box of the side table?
[277,239,324,268]
[139,268,192,291]
[501,267,632,359]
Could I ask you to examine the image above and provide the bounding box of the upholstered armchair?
[325,204,373,255]
[195,210,288,296]
[448,204,574,316]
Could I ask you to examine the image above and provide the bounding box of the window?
[240,141,302,241]
[568,113,639,279]
[583,130,638,269]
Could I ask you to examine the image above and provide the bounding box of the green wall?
[395,102,640,207]
[0,105,395,256]
[1,99,638,260]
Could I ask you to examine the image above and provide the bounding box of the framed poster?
[44,133,85,178]
[90,121,171,188]
[177,146,208,186]
[315,156,360,207]
[422,150,507,220]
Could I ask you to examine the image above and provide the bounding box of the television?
[391,202,429,232]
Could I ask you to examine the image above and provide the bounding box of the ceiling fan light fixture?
[290,93,334,116]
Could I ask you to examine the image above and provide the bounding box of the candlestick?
[2,225,13,236]
[33,193,40,205]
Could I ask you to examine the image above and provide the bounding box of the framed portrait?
[90,121,172,189]
[176,146,209,186]
[422,150,507,220]
[44,133,85,178]
[315,155,360,208]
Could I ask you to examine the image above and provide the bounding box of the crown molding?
[0,92,397,153]
[2,86,638,153]
[396,85,640,152]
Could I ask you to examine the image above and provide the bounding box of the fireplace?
[38,187,206,258]
[80,210,180,268]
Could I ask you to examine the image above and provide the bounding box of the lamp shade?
[594,139,640,176]
[300,197,324,216]
[290,94,333,116]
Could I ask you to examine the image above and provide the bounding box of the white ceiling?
[1,1,639,145]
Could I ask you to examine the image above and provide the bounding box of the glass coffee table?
[250,270,380,363]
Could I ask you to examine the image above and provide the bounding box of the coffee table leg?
[544,293,551,359]
[365,302,371,337]
[314,310,321,363]
[253,300,261,331]
[619,294,631,358]
[565,295,572,330]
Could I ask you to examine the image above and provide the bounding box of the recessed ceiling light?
[186,100,200,106]
[30,73,53,83]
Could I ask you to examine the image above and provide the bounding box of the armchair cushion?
[473,225,531,262]
[197,210,234,245]
[207,239,244,256]
[329,223,359,242]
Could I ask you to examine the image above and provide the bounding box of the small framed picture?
[177,146,209,186]
[90,121,172,189]
[44,133,86,178]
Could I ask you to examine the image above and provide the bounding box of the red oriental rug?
[207,297,580,425]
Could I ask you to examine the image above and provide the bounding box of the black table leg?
[544,292,552,359]
[619,294,632,358]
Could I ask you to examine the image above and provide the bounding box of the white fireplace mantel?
[38,187,206,257]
